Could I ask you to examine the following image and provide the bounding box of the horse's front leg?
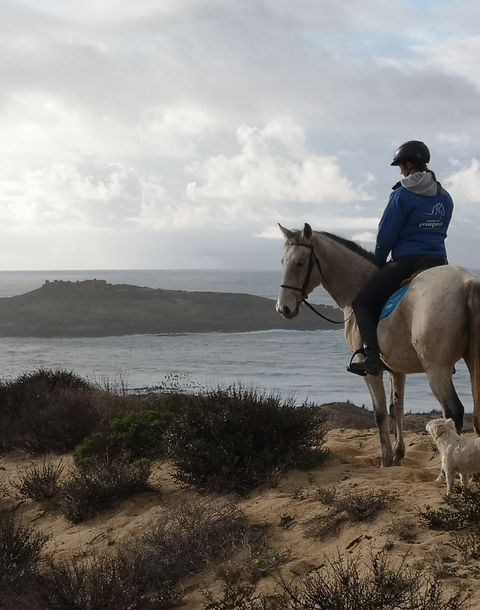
[389,372,406,465]
[365,373,393,467]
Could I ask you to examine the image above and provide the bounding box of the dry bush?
[61,456,153,523]
[0,369,98,453]
[0,513,50,596]
[451,529,480,560]
[218,545,290,586]
[306,488,394,538]
[204,551,468,610]
[384,518,418,543]
[315,486,338,506]
[12,460,65,502]
[167,386,325,494]
[139,497,265,583]
[42,497,263,610]
[43,551,175,610]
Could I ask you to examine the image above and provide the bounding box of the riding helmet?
[391,141,430,167]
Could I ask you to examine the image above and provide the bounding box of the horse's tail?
[466,278,480,435]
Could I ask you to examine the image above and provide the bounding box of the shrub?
[12,460,65,502]
[44,551,175,610]
[419,488,480,531]
[139,497,264,583]
[167,386,324,494]
[306,489,394,538]
[43,498,262,610]
[0,369,97,453]
[451,529,480,560]
[315,486,338,506]
[384,518,418,543]
[73,410,173,468]
[61,456,153,523]
[204,551,468,610]
[0,513,50,593]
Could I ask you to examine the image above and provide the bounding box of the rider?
[348,140,453,376]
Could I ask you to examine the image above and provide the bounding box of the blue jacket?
[374,181,453,267]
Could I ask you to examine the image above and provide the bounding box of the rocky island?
[0,279,343,337]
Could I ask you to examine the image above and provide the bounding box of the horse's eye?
[296,260,305,267]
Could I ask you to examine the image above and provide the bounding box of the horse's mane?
[319,232,376,264]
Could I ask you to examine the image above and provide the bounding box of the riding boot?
[348,347,383,376]
[347,305,383,376]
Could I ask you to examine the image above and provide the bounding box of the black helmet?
[391,141,430,167]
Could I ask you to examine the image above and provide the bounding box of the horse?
[276,222,480,467]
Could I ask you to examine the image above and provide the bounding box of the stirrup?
[347,348,385,376]
[346,347,368,377]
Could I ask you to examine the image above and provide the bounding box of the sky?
[1,0,480,270]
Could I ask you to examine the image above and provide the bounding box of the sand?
[1,426,478,608]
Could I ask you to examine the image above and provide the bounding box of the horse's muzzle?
[276,302,299,319]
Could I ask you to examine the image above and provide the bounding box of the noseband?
[280,243,352,325]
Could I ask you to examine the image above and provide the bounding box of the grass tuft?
[12,460,65,502]
[306,488,394,538]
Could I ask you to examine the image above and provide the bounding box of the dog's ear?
[445,418,456,430]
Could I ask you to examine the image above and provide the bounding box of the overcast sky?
[1,0,479,269]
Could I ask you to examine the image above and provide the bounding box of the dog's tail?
[466,278,480,435]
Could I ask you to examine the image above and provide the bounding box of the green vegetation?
[420,488,480,530]
[73,410,173,467]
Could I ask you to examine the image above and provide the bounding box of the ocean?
[0,269,473,412]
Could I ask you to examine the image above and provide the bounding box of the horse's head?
[276,222,321,319]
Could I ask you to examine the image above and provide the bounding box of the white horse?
[276,223,480,467]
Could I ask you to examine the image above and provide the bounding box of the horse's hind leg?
[389,372,406,465]
[426,367,464,433]
[365,373,393,467]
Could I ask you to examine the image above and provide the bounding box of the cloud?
[0,0,480,268]
[0,163,160,229]
[445,159,480,204]
[186,119,372,223]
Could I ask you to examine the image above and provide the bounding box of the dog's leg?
[435,466,444,482]
[445,466,455,494]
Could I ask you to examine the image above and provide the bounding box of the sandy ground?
[1,426,479,608]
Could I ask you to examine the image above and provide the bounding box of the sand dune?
[1,426,478,607]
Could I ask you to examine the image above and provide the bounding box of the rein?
[280,243,353,326]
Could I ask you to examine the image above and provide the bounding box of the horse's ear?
[303,222,313,241]
[278,223,294,239]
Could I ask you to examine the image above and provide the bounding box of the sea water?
[0,269,473,412]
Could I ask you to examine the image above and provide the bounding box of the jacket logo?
[426,203,445,216]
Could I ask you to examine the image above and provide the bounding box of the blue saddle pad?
[380,284,411,321]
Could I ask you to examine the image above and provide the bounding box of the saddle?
[380,272,423,321]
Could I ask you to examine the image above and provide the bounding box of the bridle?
[280,242,353,325]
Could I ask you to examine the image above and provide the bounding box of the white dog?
[426,418,480,494]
